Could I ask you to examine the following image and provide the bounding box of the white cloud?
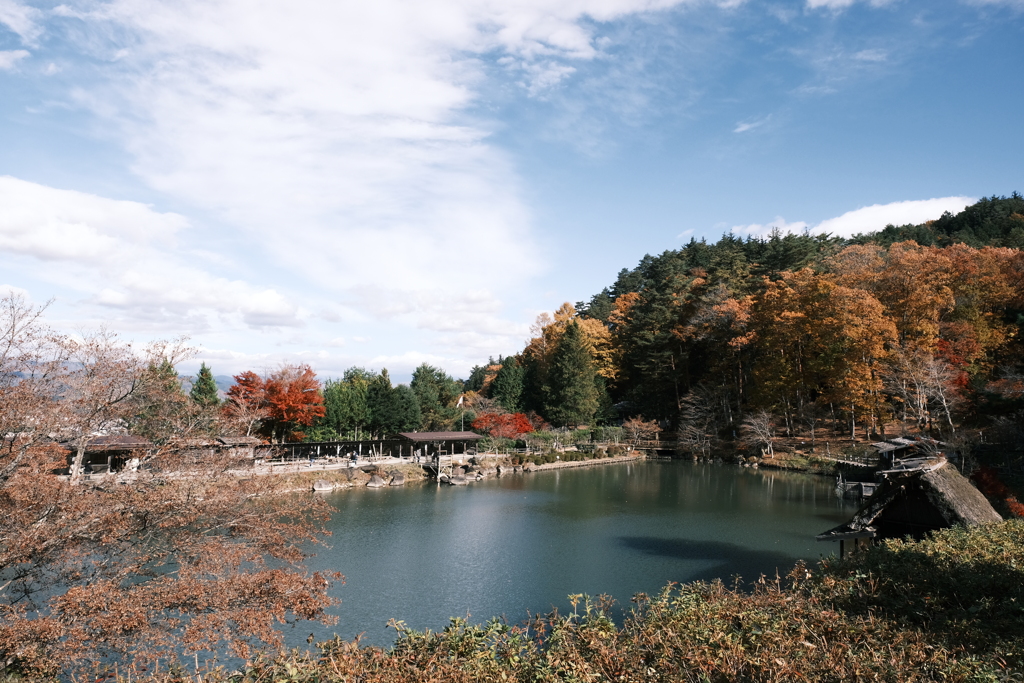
[731,196,977,241]
[0,0,754,374]
[965,0,1024,8]
[0,0,41,43]
[47,0,729,308]
[0,0,742,370]
[366,350,456,377]
[0,176,303,329]
[731,216,809,238]
[853,48,887,62]
[805,0,893,9]
[813,196,976,236]
[0,283,32,299]
[733,115,770,133]
[0,49,29,70]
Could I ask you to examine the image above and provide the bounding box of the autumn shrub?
[163,522,1024,683]
[812,519,1024,668]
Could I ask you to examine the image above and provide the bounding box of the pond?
[295,460,857,647]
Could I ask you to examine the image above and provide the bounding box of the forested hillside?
[227,194,1023,448]
[467,194,1024,447]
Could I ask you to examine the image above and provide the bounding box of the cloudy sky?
[0,0,1021,381]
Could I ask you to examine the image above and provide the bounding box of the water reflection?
[296,460,856,647]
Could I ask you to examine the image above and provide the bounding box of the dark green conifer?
[545,321,599,427]
[410,363,461,430]
[190,362,220,406]
[367,369,422,436]
[491,356,525,412]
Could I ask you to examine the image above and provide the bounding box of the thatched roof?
[919,463,1003,527]
[818,459,1001,542]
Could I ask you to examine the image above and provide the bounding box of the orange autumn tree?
[746,269,895,438]
[265,365,326,441]
[226,365,325,442]
[829,241,955,352]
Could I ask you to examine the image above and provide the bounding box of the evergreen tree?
[410,363,460,430]
[130,358,189,442]
[316,367,373,439]
[392,384,423,433]
[545,321,599,427]
[464,364,488,393]
[190,362,220,406]
[367,369,423,436]
[491,356,525,412]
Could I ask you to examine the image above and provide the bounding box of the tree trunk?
[70,443,87,483]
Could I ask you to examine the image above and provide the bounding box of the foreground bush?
[129,520,1024,683]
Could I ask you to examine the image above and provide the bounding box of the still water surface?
[297,460,856,646]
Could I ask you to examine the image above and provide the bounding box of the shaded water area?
[294,460,857,647]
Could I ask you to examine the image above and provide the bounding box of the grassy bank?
[100,519,1024,683]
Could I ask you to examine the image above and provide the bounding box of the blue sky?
[0,0,1021,382]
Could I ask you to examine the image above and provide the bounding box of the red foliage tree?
[224,370,270,437]
[264,365,326,441]
[472,412,535,439]
[225,366,325,442]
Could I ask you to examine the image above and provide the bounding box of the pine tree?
[190,362,220,406]
[545,321,599,427]
[410,363,461,430]
[367,369,423,436]
[491,356,525,412]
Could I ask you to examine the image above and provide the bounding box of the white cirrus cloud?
[852,48,887,62]
[0,0,42,42]
[733,115,771,133]
[38,0,734,311]
[805,0,894,9]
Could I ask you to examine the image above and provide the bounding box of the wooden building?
[63,435,153,474]
[818,458,1002,558]
[397,431,483,459]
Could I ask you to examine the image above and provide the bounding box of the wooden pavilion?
[397,431,483,459]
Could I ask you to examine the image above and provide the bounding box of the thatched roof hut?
[818,459,1001,556]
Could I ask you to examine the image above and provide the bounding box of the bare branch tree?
[741,410,776,458]
[677,386,721,458]
[883,346,963,434]
[622,415,661,446]
[0,301,338,677]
